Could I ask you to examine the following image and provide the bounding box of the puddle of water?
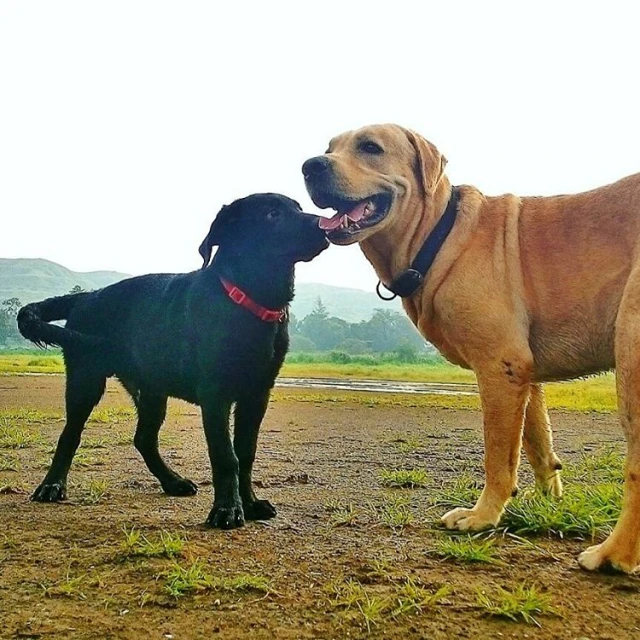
[275,377,477,396]
[1,373,478,396]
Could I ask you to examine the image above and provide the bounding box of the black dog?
[18,193,328,529]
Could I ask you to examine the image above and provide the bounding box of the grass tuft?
[503,485,621,540]
[435,471,481,509]
[476,583,557,627]
[325,500,360,527]
[163,559,271,599]
[379,468,429,488]
[431,536,502,565]
[81,479,110,505]
[0,452,19,471]
[121,527,187,559]
[89,407,135,424]
[0,420,44,449]
[41,573,87,600]
[327,576,449,632]
[373,495,415,530]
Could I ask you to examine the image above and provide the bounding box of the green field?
[0,351,618,413]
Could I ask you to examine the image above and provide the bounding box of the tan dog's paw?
[440,507,500,531]
[578,542,639,574]
[537,472,563,498]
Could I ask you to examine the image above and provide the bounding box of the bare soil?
[1,375,639,640]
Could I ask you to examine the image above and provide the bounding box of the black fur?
[17,193,328,529]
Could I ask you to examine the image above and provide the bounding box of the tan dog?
[303,123,640,573]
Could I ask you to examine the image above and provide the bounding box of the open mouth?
[316,192,393,241]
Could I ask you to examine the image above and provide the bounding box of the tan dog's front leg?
[523,384,563,497]
[442,359,531,531]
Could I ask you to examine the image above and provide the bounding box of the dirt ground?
[1,375,639,640]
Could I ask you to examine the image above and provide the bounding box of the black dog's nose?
[302,156,329,178]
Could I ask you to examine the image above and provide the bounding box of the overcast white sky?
[2,1,639,291]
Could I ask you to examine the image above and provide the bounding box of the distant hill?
[0,258,401,322]
[0,259,130,304]
[291,282,402,322]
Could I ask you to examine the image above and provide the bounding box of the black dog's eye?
[359,140,384,155]
[266,210,281,220]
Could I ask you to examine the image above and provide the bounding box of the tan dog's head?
[302,124,448,245]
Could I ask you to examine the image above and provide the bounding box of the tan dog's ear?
[404,129,447,196]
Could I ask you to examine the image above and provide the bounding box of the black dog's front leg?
[234,390,277,521]
[199,389,244,529]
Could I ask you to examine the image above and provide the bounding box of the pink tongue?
[318,202,367,231]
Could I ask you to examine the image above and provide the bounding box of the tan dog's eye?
[359,141,384,155]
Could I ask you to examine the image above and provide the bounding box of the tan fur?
[309,123,640,573]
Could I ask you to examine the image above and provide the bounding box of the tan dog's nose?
[302,156,330,179]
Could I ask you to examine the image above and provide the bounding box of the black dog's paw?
[243,499,277,521]
[206,504,245,530]
[31,482,67,502]
[162,477,198,497]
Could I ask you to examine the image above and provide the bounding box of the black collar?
[376,186,461,300]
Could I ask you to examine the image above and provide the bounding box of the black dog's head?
[199,193,329,269]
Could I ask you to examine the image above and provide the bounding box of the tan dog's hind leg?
[523,384,563,497]
[579,275,640,573]
[442,355,532,531]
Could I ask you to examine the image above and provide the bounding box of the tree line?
[0,286,86,346]
[1,293,429,358]
[289,298,427,357]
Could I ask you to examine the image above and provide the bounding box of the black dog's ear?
[198,205,234,269]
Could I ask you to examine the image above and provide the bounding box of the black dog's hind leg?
[234,390,276,520]
[199,388,244,529]
[133,391,198,496]
[32,369,106,502]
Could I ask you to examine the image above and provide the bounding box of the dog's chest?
[406,301,470,369]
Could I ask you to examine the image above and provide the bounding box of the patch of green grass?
[121,527,187,559]
[476,583,557,627]
[373,495,415,530]
[503,484,621,540]
[163,559,271,599]
[0,353,64,374]
[391,436,423,453]
[81,479,110,505]
[82,436,109,449]
[326,576,449,633]
[1,534,18,549]
[89,407,135,424]
[0,409,62,424]
[276,372,617,414]
[41,573,87,600]
[435,471,481,509]
[107,431,134,446]
[0,420,44,449]
[391,578,451,617]
[282,359,473,382]
[325,500,360,527]
[40,449,103,468]
[0,452,19,471]
[502,447,624,540]
[431,536,502,565]
[544,374,616,413]
[379,468,429,488]
[563,446,624,485]
[273,389,481,410]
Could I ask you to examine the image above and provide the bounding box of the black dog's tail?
[17,294,104,349]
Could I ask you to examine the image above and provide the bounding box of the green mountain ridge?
[0,258,401,322]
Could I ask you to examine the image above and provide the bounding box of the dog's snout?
[302,156,329,179]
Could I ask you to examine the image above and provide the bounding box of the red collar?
[220,277,286,323]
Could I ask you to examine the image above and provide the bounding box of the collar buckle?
[227,286,247,305]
